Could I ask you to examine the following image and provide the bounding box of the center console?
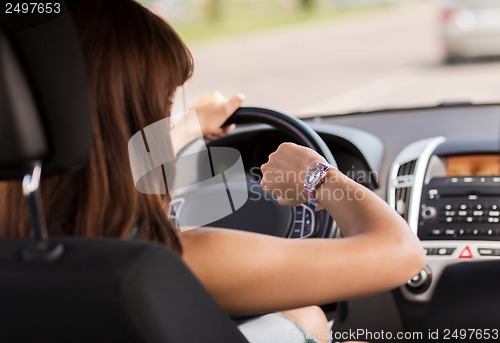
[388,137,500,302]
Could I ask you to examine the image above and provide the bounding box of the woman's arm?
[191,92,244,140]
[180,143,426,314]
[170,92,244,154]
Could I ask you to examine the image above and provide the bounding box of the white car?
[439,0,500,62]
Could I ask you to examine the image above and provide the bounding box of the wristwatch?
[303,162,335,202]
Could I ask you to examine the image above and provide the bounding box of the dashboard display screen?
[446,154,500,176]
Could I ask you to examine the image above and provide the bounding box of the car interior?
[1,1,499,342]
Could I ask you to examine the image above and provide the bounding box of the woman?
[0,1,425,342]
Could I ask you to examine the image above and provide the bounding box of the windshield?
[141,0,500,117]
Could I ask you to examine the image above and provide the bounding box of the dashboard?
[311,104,500,334]
[210,103,500,335]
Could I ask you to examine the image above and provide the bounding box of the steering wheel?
[173,107,337,239]
[226,107,337,165]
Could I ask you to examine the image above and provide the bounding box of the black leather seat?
[0,238,248,342]
[0,4,248,342]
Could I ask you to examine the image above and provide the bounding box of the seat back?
[0,238,248,343]
[0,3,248,342]
[0,3,91,179]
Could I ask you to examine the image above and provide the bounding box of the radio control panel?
[418,176,500,241]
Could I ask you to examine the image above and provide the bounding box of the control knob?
[421,206,437,222]
[406,265,432,294]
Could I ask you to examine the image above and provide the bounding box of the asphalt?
[179,1,500,116]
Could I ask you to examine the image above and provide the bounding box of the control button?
[473,210,484,217]
[488,217,500,224]
[444,229,456,237]
[289,222,303,239]
[490,204,498,210]
[444,204,453,210]
[438,247,455,256]
[406,265,432,294]
[489,211,500,217]
[421,206,437,222]
[304,206,314,225]
[459,246,473,259]
[431,229,443,236]
[458,210,468,216]
[408,270,426,288]
[463,177,474,183]
[443,217,454,223]
[478,248,494,256]
[426,247,455,256]
[295,206,304,220]
[493,177,500,183]
[478,248,500,257]
[290,205,315,239]
[304,210,312,223]
[428,189,439,200]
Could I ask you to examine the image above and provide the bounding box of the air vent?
[397,159,416,177]
[388,137,445,236]
[394,159,417,220]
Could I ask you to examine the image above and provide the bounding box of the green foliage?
[138,0,392,43]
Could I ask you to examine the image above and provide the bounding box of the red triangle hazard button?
[459,246,473,258]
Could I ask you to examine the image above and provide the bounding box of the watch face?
[304,164,324,188]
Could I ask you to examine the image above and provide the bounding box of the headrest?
[0,2,91,179]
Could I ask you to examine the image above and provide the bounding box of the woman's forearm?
[315,168,412,238]
[180,143,426,314]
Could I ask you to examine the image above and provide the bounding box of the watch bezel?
[304,162,332,191]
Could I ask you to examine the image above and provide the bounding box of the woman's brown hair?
[0,0,193,254]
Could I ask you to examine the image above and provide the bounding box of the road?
[178,1,500,116]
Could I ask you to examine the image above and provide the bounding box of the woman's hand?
[260,143,327,206]
[192,92,245,140]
